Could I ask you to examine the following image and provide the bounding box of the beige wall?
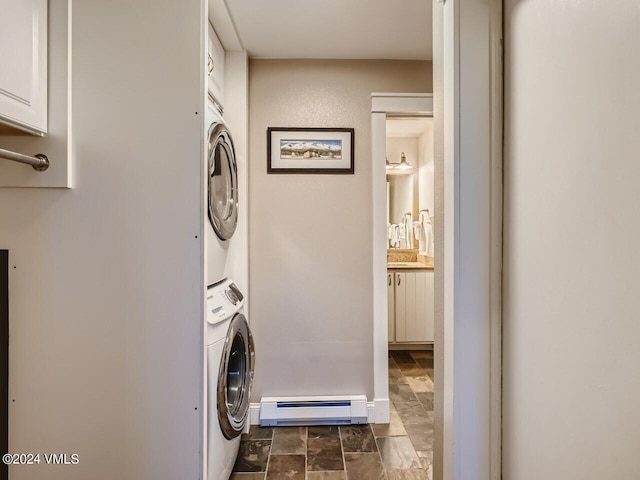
[249,59,431,401]
[504,0,640,478]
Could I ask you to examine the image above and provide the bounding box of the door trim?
[370,93,434,424]
[434,0,503,479]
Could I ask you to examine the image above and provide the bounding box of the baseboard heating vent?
[259,395,368,427]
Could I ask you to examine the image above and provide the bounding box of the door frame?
[434,0,503,479]
[370,0,503,476]
[371,93,434,424]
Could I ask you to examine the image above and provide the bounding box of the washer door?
[208,122,238,240]
[217,313,254,439]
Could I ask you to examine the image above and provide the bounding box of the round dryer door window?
[208,122,238,240]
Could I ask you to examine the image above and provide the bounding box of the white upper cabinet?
[207,22,225,110]
[0,0,48,135]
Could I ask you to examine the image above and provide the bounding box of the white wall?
[0,1,203,478]
[503,1,640,478]
[248,59,431,402]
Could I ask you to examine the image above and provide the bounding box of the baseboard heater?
[259,395,368,427]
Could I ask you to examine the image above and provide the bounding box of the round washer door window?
[217,313,255,439]
[208,122,238,240]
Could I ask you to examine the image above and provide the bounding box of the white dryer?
[206,103,239,284]
[206,278,254,480]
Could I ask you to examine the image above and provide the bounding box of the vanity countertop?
[387,261,434,270]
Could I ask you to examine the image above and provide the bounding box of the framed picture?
[267,127,355,174]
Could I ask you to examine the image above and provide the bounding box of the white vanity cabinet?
[207,22,225,109]
[388,270,434,343]
[0,0,48,134]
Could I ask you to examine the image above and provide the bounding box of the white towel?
[417,211,434,256]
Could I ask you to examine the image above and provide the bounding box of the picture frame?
[267,127,355,174]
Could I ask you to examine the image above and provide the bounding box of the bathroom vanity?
[387,251,434,345]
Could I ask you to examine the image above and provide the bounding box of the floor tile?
[233,440,272,473]
[389,368,408,385]
[340,424,377,453]
[390,384,419,403]
[270,426,306,454]
[265,454,305,480]
[308,425,340,439]
[414,357,434,370]
[415,392,434,411]
[306,472,346,480]
[387,469,430,479]
[405,376,434,393]
[230,473,266,480]
[372,412,407,437]
[416,450,433,473]
[391,351,416,362]
[344,453,386,480]
[404,422,434,451]
[244,425,275,440]
[397,365,426,377]
[394,402,430,425]
[306,438,344,471]
[376,436,422,470]
[409,350,433,359]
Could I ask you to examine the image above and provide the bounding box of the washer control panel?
[206,278,244,325]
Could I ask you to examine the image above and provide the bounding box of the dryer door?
[217,313,254,439]
[208,122,238,240]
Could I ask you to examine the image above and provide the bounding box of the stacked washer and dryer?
[205,98,254,479]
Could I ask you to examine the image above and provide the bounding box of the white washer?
[206,103,239,284]
[207,278,254,480]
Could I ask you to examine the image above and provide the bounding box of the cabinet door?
[404,272,419,340]
[395,272,407,341]
[413,271,434,342]
[422,271,435,342]
[387,273,395,342]
[0,0,47,134]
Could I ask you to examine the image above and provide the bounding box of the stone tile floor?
[231,350,434,480]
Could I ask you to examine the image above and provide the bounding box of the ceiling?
[223,0,432,60]
[386,117,432,137]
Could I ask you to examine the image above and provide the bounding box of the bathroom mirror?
[386,117,435,251]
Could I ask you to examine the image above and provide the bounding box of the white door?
[0,0,47,134]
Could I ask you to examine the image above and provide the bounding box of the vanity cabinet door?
[395,272,407,341]
[412,271,434,342]
[422,271,435,342]
[392,271,434,343]
[387,273,395,342]
[0,0,47,134]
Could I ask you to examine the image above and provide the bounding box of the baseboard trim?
[249,403,260,426]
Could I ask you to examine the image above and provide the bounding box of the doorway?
[371,93,434,414]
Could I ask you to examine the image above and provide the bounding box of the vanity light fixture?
[395,152,413,171]
[385,156,396,171]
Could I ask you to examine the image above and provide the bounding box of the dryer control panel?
[206,278,244,325]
